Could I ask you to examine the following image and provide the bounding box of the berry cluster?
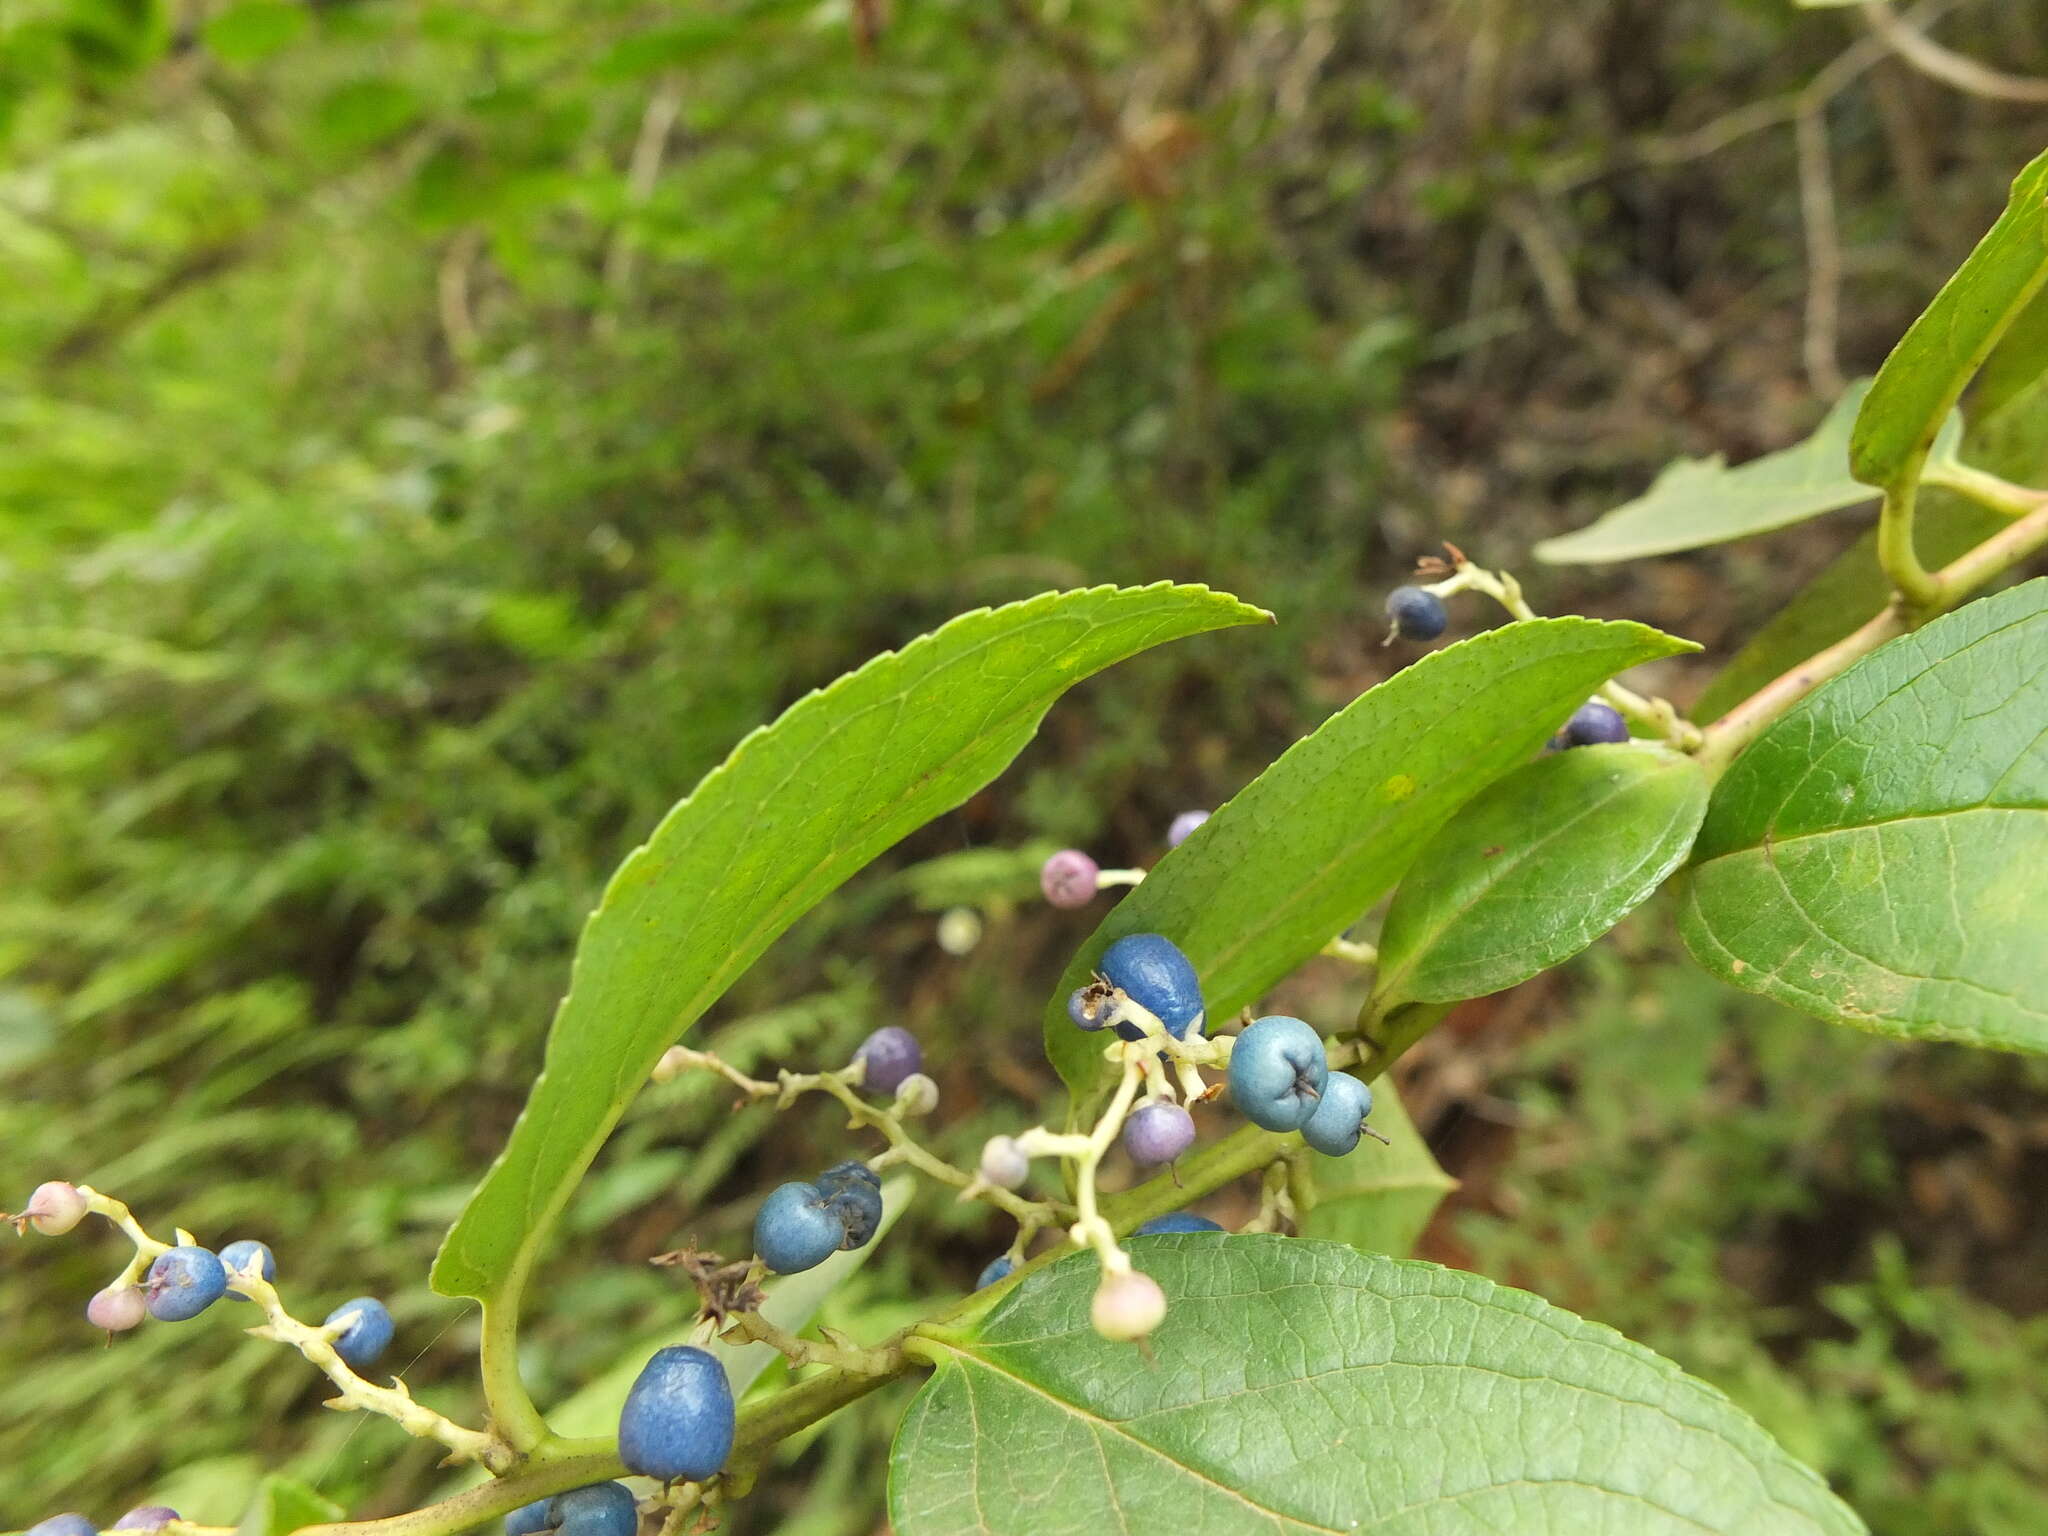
[26,1510,181,1536]
[754,1162,884,1275]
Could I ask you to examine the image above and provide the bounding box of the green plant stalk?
[479,1296,550,1454]
[1876,477,1943,611]
[1921,457,2048,517]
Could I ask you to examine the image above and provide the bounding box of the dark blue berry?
[823,1178,883,1250]
[754,1182,841,1274]
[1385,586,1448,641]
[505,1500,554,1536]
[1561,700,1629,746]
[618,1344,736,1484]
[1300,1073,1375,1157]
[1227,1016,1329,1132]
[219,1239,276,1301]
[324,1297,395,1371]
[548,1483,637,1536]
[144,1246,227,1322]
[975,1255,1016,1290]
[1098,933,1204,1042]
[851,1026,922,1095]
[1134,1213,1225,1235]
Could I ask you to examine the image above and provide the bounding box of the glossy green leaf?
[1535,384,1881,564]
[891,1238,1863,1535]
[1688,503,2009,724]
[1851,148,2048,488]
[1300,1081,1454,1257]
[433,584,1269,1309]
[234,1475,343,1536]
[1044,618,1698,1102]
[1373,745,1709,1006]
[1681,580,2048,1051]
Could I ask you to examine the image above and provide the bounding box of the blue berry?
[817,1160,879,1194]
[1300,1073,1375,1157]
[1098,933,1204,1042]
[144,1246,227,1322]
[1166,809,1210,848]
[851,1026,922,1095]
[1122,1102,1196,1166]
[1135,1212,1224,1235]
[219,1239,276,1300]
[1227,1016,1329,1131]
[823,1177,883,1250]
[112,1512,178,1533]
[1561,699,1629,746]
[754,1181,841,1274]
[27,1517,96,1536]
[548,1483,637,1536]
[505,1499,554,1536]
[324,1297,395,1370]
[1067,985,1112,1032]
[975,1255,1016,1290]
[1385,586,1448,641]
[618,1344,736,1484]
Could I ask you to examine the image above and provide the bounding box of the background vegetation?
[3,2,2046,1532]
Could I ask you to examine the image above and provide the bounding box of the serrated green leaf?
[1373,745,1709,1006]
[1535,384,1883,564]
[433,585,1269,1314]
[890,1238,1863,1535]
[1043,617,1698,1103]
[1851,148,2048,489]
[1299,1080,1454,1257]
[234,1476,343,1536]
[1681,579,2048,1051]
[1688,503,2009,724]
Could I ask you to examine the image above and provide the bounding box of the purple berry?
[1122,1102,1196,1166]
[87,1284,147,1333]
[851,1026,922,1095]
[1166,810,1209,848]
[112,1511,179,1532]
[1040,849,1100,909]
[1561,700,1629,746]
[27,1516,97,1536]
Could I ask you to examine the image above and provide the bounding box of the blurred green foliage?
[2,0,2045,1532]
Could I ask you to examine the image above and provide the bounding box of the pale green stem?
[1877,477,1943,612]
[1921,457,2048,518]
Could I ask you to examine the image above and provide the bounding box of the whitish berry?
[87,1284,147,1333]
[145,1246,227,1322]
[1166,810,1210,848]
[936,906,983,955]
[1040,849,1100,909]
[1385,585,1448,641]
[851,1025,922,1095]
[1122,1102,1196,1166]
[892,1072,939,1117]
[323,1296,395,1370]
[979,1136,1030,1190]
[15,1181,88,1236]
[1091,1269,1167,1341]
[618,1344,736,1483]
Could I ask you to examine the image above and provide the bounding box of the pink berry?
[1091,1270,1167,1341]
[1039,850,1100,909]
[1166,810,1209,848]
[87,1284,147,1332]
[18,1181,88,1236]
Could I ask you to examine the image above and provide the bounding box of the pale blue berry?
[618,1345,735,1483]
[219,1239,276,1301]
[324,1297,395,1371]
[27,1516,96,1536]
[754,1182,841,1274]
[145,1246,227,1322]
[1226,1016,1328,1132]
[1300,1073,1375,1157]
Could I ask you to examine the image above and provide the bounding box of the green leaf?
[202,0,309,64]
[891,1238,1863,1535]
[1373,745,1709,1007]
[1851,148,2048,489]
[1535,385,1882,564]
[234,1476,343,1536]
[1299,1081,1454,1257]
[1971,285,2048,424]
[1043,617,1698,1102]
[1681,579,2048,1052]
[432,585,1268,1306]
[1688,502,2009,724]
[312,79,423,157]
